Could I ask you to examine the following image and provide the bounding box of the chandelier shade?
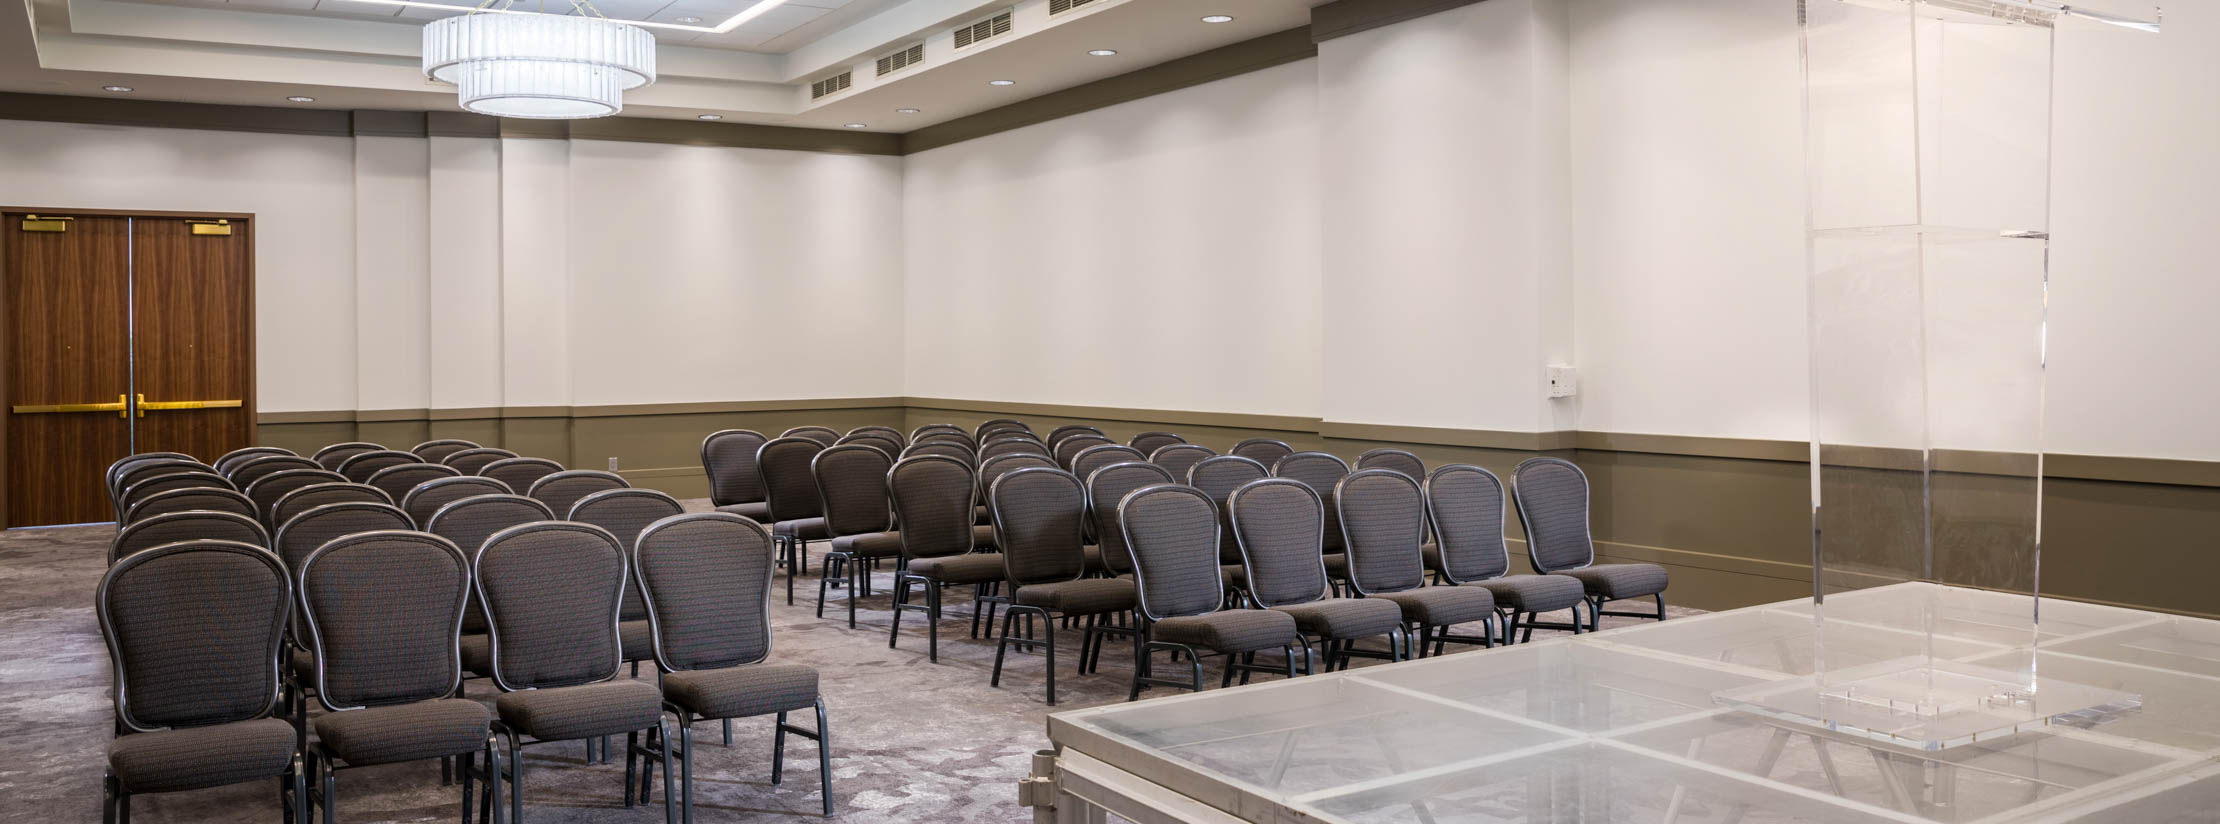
[423,13,656,119]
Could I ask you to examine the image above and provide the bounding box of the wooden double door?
[2,210,254,527]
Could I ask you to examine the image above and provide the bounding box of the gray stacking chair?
[1119,484,1299,699]
[106,452,196,494]
[97,540,301,823]
[851,424,906,439]
[114,459,221,513]
[481,457,564,494]
[366,462,463,505]
[981,436,1049,462]
[911,423,965,440]
[1149,443,1216,484]
[975,419,1029,440]
[410,439,480,464]
[215,446,297,477]
[781,426,840,446]
[700,429,771,523]
[311,442,383,472]
[987,467,1136,705]
[1274,452,1354,579]
[441,447,518,476]
[1084,461,1174,581]
[243,468,346,527]
[229,455,321,491]
[123,486,258,527]
[758,437,828,605]
[425,495,557,681]
[835,431,903,458]
[1230,438,1295,468]
[1071,444,1146,487]
[269,483,391,533]
[1356,448,1427,480]
[1046,424,1104,448]
[887,455,1004,661]
[911,430,976,452]
[635,513,832,820]
[296,531,494,823]
[901,441,975,465]
[336,450,418,484]
[274,504,417,708]
[401,475,513,527]
[525,469,629,519]
[476,522,674,824]
[118,471,231,521]
[111,511,269,563]
[1186,455,1270,592]
[812,444,901,627]
[975,452,1056,540]
[1231,478,1407,671]
[1427,464,1589,644]
[1053,434,1115,471]
[1129,431,1187,456]
[1511,457,1669,630]
[1337,470,1495,657]
[568,488,686,675]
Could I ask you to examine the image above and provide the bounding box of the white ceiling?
[0,0,1324,131]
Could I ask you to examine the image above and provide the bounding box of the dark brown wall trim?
[1311,0,1493,42]
[898,27,1318,155]
[0,92,353,137]
[352,110,428,138]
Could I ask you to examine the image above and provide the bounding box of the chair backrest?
[299,531,468,711]
[979,452,1057,504]
[214,446,296,477]
[475,522,626,691]
[480,457,564,492]
[700,429,770,507]
[912,431,977,451]
[337,450,420,484]
[1046,424,1104,447]
[401,476,514,527]
[1510,457,1596,574]
[1119,484,1225,621]
[1274,452,1352,551]
[123,487,258,527]
[97,540,289,732]
[1071,444,1147,485]
[1230,438,1295,468]
[270,483,392,532]
[781,426,840,446]
[1336,469,1428,595]
[1230,478,1331,608]
[911,423,965,439]
[440,447,518,475]
[569,488,685,622]
[1149,443,1216,480]
[120,472,233,517]
[311,442,384,471]
[243,468,347,525]
[989,467,1088,588]
[981,437,1048,462]
[1130,431,1187,456]
[1187,455,1269,563]
[1424,465,1512,583]
[1053,434,1116,470]
[849,424,907,443]
[273,503,416,640]
[902,441,976,465]
[836,432,903,457]
[106,452,196,495]
[425,494,556,636]
[117,459,221,499]
[1083,462,1174,577]
[975,419,1029,440]
[634,513,776,672]
[811,443,894,538]
[411,439,480,464]
[228,455,321,490]
[526,469,630,518]
[367,462,464,504]
[112,511,270,564]
[888,455,977,561]
[1356,448,1427,481]
[756,437,826,522]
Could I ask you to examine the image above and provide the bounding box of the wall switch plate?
[1547,365,1579,398]
[607,457,620,472]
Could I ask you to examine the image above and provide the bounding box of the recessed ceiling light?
[1087,49,1118,56]
[988,79,1016,86]
[697,114,723,120]
[286,96,315,103]
[896,108,921,114]
[102,85,133,93]
[844,123,868,129]
[674,15,702,23]
[1201,14,1234,23]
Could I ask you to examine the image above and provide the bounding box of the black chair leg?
[815,700,835,816]
[990,609,1017,688]
[773,711,788,786]
[662,722,680,824]
[927,583,942,662]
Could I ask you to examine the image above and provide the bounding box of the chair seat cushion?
[973,524,997,549]
[831,531,903,558]
[908,553,1004,585]
[109,718,297,794]
[1273,598,1403,641]
[1082,544,1108,574]
[1013,578,1135,616]
[461,634,491,677]
[1420,543,1442,573]
[1324,553,1347,578]
[495,680,662,742]
[975,505,991,525]
[1221,564,1246,588]
[314,699,491,767]
[1468,574,1587,613]
[1562,564,1669,600]
[662,664,819,721]
[290,648,316,684]
[774,517,829,541]
[715,501,771,523]
[621,620,653,663]
[1372,587,1494,627]
[1152,610,1298,653]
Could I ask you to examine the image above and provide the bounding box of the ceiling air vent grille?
[1049,0,1098,14]
[876,43,925,76]
[810,71,853,99]
[952,11,1013,49]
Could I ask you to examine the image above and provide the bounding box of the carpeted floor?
[0,501,1698,823]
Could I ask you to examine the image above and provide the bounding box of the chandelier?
[422,7,656,119]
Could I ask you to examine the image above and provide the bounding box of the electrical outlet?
[607,457,620,472]
[1547,366,1579,399]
